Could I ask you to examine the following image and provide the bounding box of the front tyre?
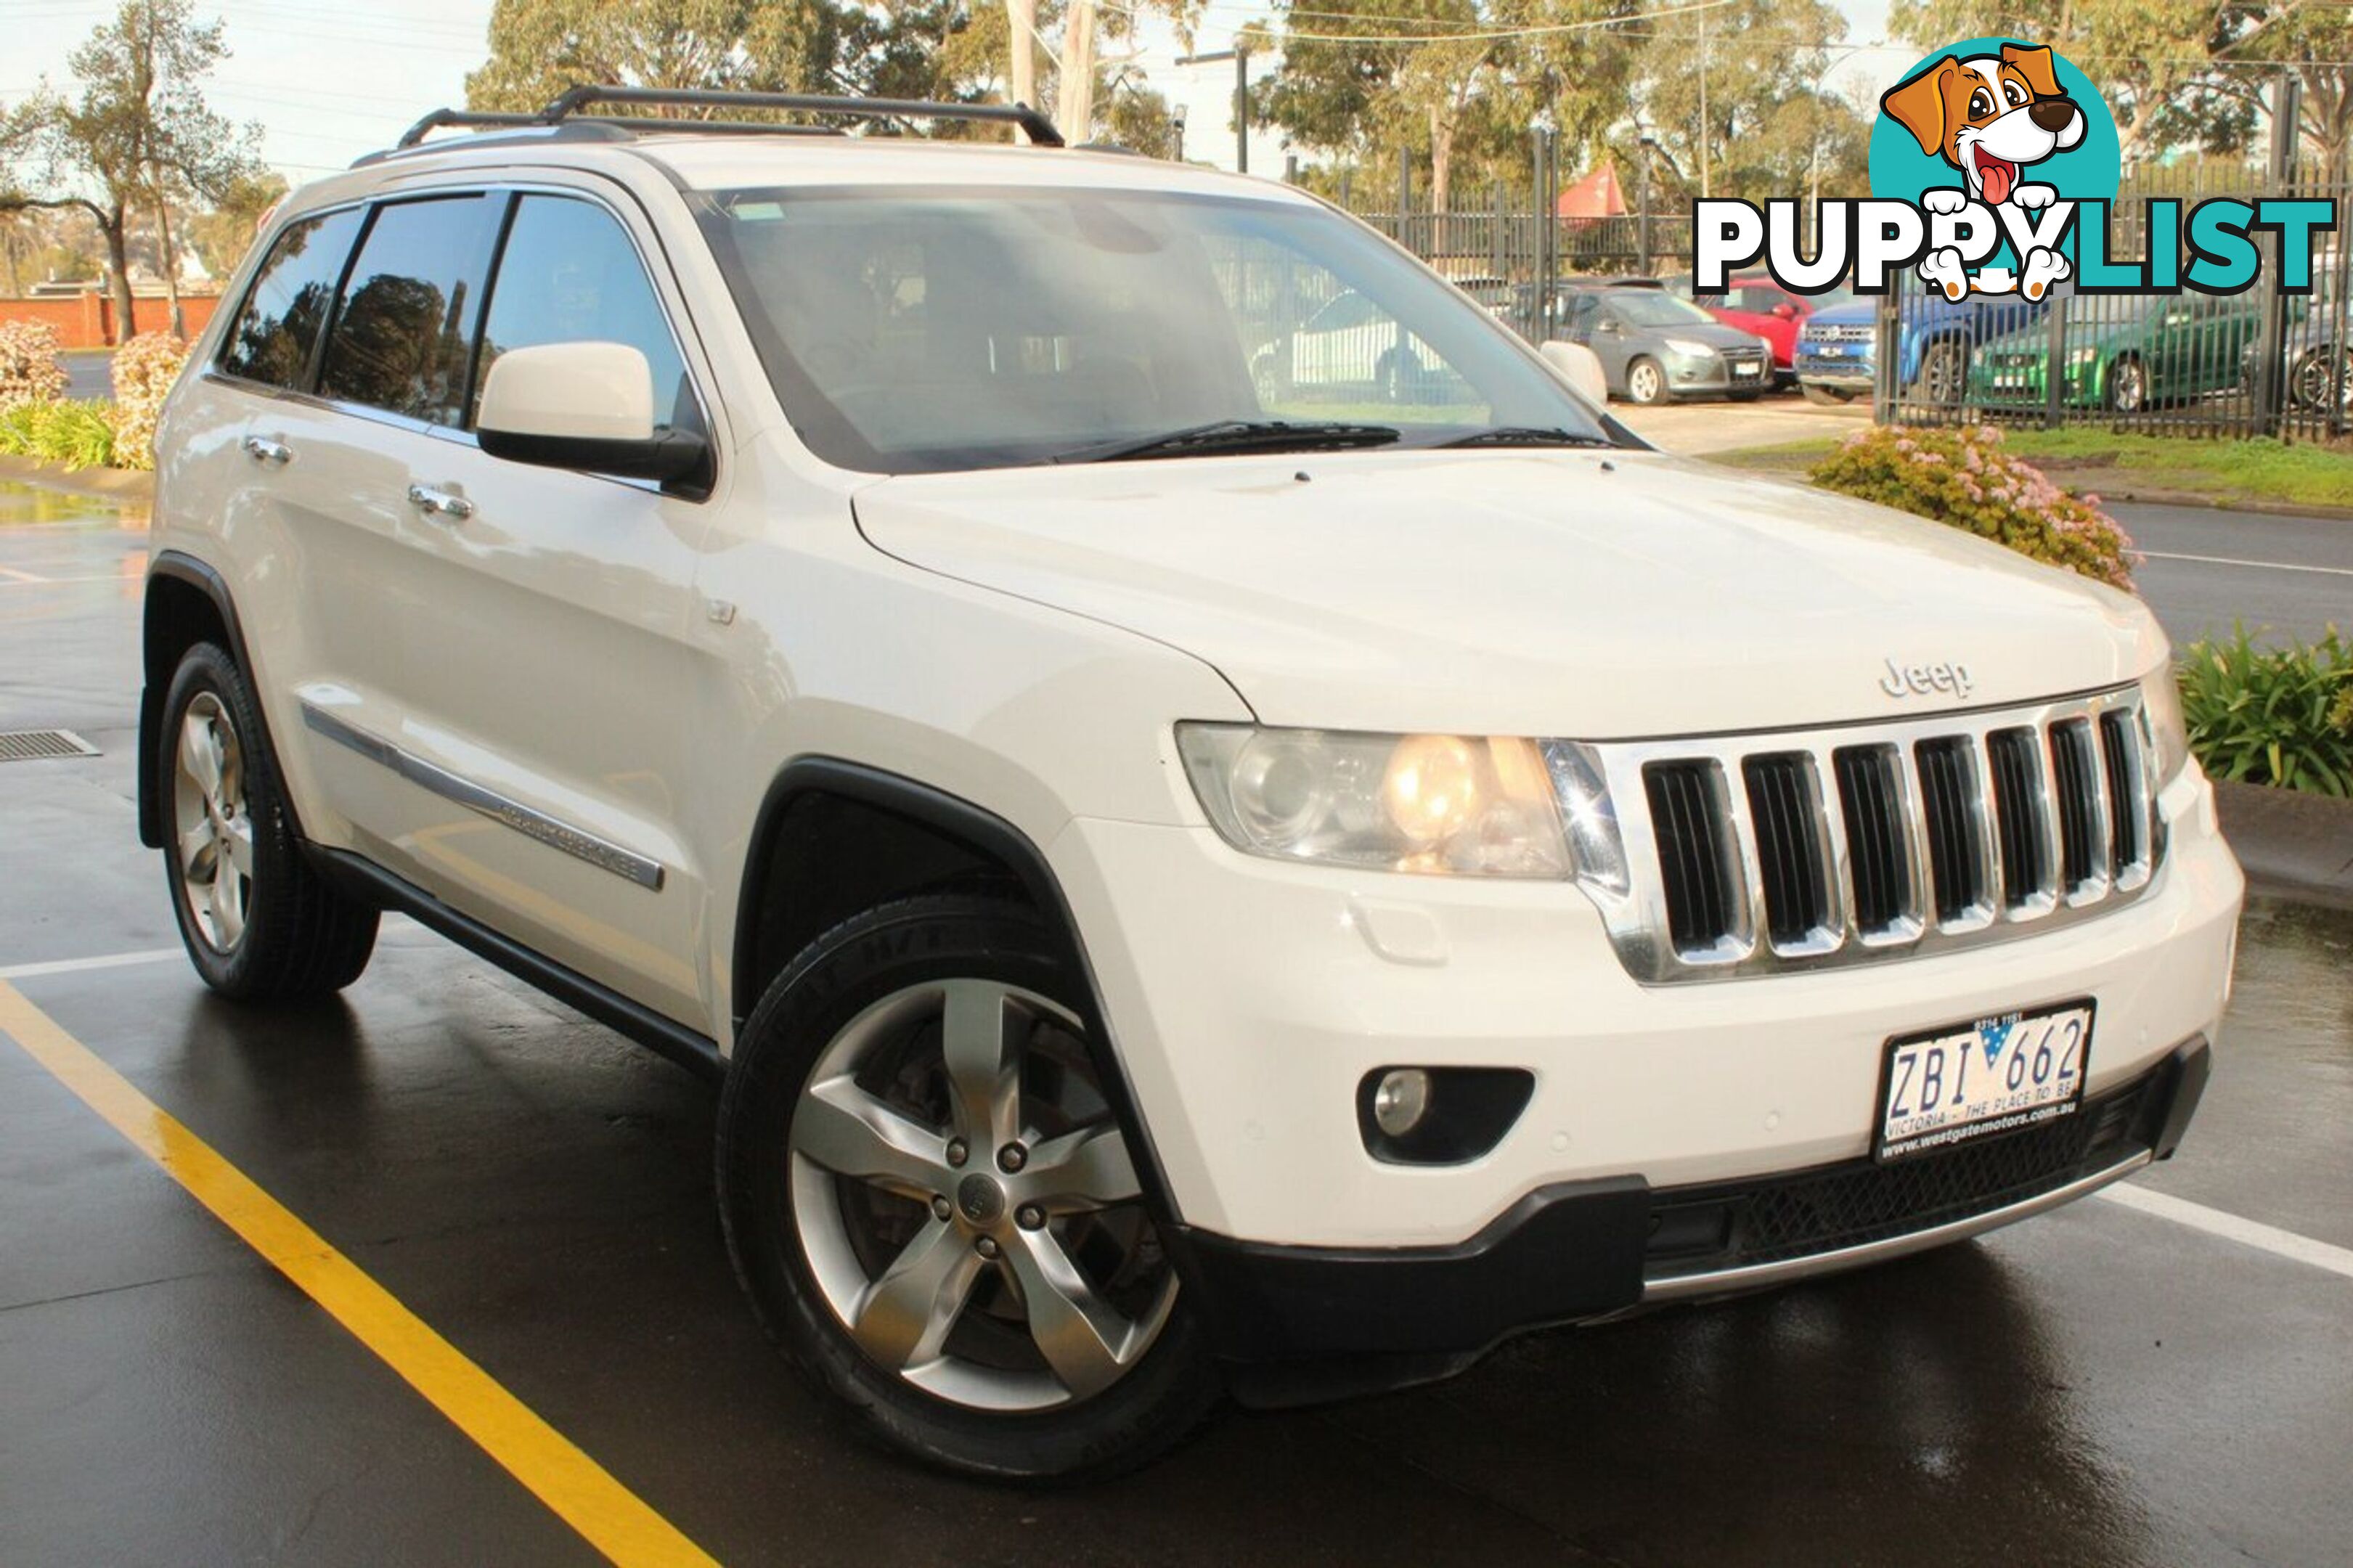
[717,896,1219,1480]
[1625,356,1668,404]
[159,642,378,1000]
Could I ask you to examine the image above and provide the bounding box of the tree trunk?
[152,187,186,340]
[1059,0,1098,146]
[102,210,136,345]
[1430,105,1455,216]
[1005,0,1038,139]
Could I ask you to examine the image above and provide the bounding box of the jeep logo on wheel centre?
[1880,658,1975,700]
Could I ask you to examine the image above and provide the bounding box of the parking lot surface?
[4,478,2349,1567]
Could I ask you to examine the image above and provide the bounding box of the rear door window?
[317,195,504,426]
[217,206,367,391]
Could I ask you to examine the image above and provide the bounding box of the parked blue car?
[1795,281,2047,407]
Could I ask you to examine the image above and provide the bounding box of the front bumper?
[1053,767,2239,1248]
[1661,348,1770,396]
[1176,1040,2206,1405]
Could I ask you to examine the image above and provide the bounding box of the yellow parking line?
[0,981,720,1568]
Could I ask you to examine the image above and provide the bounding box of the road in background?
[2114,502,2352,649]
[60,353,112,401]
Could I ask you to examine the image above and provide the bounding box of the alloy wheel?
[789,979,1176,1412]
[171,691,253,952]
[1921,343,1962,404]
[1628,361,1664,403]
[2112,359,2146,413]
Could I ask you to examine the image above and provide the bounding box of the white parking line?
[2097,1182,2353,1281]
[0,948,182,981]
[2138,550,2353,578]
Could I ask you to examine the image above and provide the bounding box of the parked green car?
[1967,293,2272,412]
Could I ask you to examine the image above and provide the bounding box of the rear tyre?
[1626,356,1668,405]
[1913,340,1965,405]
[2106,355,2147,414]
[158,642,378,1000]
[2288,346,2348,414]
[717,895,1220,1481]
[1800,383,1856,407]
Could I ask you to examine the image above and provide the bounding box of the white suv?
[140,89,2243,1480]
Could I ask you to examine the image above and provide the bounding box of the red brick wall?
[0,292,221,349]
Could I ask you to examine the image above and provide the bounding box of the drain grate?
[0,729,99,761]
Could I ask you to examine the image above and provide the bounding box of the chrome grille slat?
[1554,686,2164,984]
[1986,727,2055,915]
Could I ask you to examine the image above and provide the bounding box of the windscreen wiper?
[1049,420,1403,464]
[1430,425,1617,449]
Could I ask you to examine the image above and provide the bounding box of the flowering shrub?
[0,320,70,409]
[1808,422,2137,590]
[109,332,189,471]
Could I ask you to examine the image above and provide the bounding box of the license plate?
[1733,362,1760,377]
[1817,343,1847,356]
[1875,1001,2093,1162]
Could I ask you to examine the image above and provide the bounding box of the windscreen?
[1609,292,1721,328]
[695,184,1615,473]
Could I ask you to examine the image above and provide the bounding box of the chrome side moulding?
[300,701,666,890]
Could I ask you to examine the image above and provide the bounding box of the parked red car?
[1686,274,1852,385]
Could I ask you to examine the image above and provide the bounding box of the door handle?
[242,435,291,465]
[406,483,476,523]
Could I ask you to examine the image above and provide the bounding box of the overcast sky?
[0,0,1911,184]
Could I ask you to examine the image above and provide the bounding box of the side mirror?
[1772,302,1798,319]
[1539,340,1610,405]
[476,341,709,487]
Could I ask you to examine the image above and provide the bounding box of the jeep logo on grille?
[1880,658,1974,701]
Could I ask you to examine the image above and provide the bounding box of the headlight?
[1660,337,1716,359]
[2140,666,2190,785]
[2068,346,2100,364]
[1176,724,1573,877]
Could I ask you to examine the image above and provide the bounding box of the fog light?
[1371,1068,1432,1137]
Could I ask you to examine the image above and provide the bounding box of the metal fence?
[1878,163,2352,442]
[1337,115,2348,443]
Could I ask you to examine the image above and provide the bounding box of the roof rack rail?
[392,84,1065,151]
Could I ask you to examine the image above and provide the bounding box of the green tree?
[1888,0,2254,166]
[1626,0,1863,203]
[182,168,285,279]
[465,0,1017,133]
[1,0,260,340]
[1246,0,1647,211]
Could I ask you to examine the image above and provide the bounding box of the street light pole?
[1177,47,1249,173]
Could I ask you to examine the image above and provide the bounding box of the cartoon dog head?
[1880,43,2084,205]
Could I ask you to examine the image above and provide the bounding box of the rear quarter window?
[217,206,367,390]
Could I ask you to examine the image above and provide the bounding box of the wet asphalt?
[1,478,2349,1567]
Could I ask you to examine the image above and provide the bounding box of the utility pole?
[1059,0,1099,145]
[2254,70,2302,436]
[1004,0,1037,140]
[1696,11,1710,200]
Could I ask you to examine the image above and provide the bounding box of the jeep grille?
[1548,686,2164,983]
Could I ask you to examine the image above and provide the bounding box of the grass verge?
[1713,428,2353,512]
